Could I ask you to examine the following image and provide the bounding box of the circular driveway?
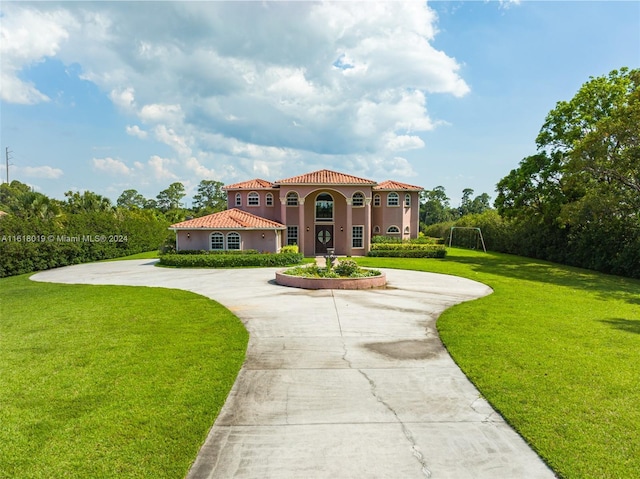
[32,260,555,478]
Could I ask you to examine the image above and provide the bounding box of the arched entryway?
[315,192,334,254]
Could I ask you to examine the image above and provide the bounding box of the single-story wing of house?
[170,168,423,256]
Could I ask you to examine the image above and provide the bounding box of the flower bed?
[276,261,386,290]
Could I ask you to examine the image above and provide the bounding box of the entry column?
[298,198,305,256]
[364,197,372,253]
[346,198,352,256]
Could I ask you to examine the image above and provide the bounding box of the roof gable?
[275,169,376,186]
[170,208,285,230]
[374,180,423,191]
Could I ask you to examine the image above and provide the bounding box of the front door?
[315,225,334,254]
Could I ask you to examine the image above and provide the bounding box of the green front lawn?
[0,275,248,479]
[2,249,638,478]
[358,249,640,479]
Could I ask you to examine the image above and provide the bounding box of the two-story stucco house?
[170,169,422,256]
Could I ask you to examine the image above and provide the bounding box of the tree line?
[425,67,639,279]
[2,67,637,278]
[0,179,227,277]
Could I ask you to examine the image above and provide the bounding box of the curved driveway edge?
[32,261,556,479]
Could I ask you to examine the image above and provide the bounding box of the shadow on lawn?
[600,318,640,334]
[447,251,640,306]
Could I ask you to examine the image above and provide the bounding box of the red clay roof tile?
[170,208,285,229]
[374,180,423,191]
[275,169,376,185]
[223,179,275,190]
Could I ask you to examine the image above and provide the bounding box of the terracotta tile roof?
[275,169,376,185]
[223,178,275,190]
[170,208,285,230]
[374,180,423,191]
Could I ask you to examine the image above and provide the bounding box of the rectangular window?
[287,226,298,246]
[352,226,364,249]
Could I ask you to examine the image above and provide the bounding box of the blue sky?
[1,1,638,207]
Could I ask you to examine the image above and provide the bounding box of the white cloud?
[147,155,178,181]
[18,165,64,179]
[92,157,131,176]
[0,6,75,104]
[384,135,425,152]
[154,125,192,157]
[185,157,217,179]
[371,156,418,179]
[5,1,471,188]
[139,103,183,124]
[126,124,147,139]
[110,87,136,112]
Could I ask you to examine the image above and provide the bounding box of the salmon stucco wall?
[176,230,282,252]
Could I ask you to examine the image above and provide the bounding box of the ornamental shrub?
[334,259,359,276]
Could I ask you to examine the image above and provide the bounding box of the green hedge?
[371,235,442,244]
[169,249,260,255]
[0,211,170,277]
[370,243,446,251]
[367,247,447,258]
[158,252,304,268]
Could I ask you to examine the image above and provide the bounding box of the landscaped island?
[276,259,386,290]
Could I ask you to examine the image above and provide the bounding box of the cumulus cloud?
[0,6,75,104]
[3,1,471,186]
[147,155,178,181]
[125,124,147,139]
[92,157,131,176]
[18,165,64,179]
[185,157,217,179]
[110,87,136,112]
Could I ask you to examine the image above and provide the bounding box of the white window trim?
[373,194,381,207]
[387,192,400,207]
[386,225,401,234]
[404,193,411,207]
[287,225,298,246]
[352,191,365,207]
[286,191,299,207]
[247,191,260,207]
[352,225,364,249]
[210,232,224,250]
[266,193,274,207]
[227,231,241,250]
[373,225,380,234]
[235,193,242,207]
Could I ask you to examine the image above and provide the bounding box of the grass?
[358,249,640,479]
[0,274,248,479]
[2,249,639,478]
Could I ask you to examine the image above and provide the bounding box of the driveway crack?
[358,369,432,478]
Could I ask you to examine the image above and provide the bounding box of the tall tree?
[420,186,453,226]
[156,182,186,212]
[64,190,113,214]
[117,189,147,209]
[192,180,226,214]
[495,67,640,276]
[458,188,474,217]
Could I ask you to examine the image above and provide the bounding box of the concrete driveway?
[32,260,555,478]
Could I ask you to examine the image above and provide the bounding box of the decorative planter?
[275,270,387,290]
